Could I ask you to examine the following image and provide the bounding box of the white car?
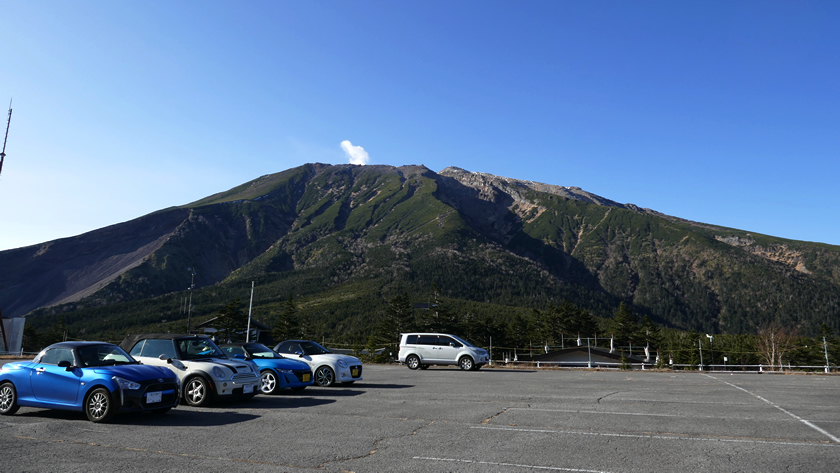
[273,340,362,387]
[398,333,489,370]
[121,334,261,406]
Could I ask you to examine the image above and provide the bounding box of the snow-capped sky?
[1,1,838,250]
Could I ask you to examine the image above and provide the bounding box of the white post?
[246,281,254,342]
[825,337,831,373]
[698,338,704,371]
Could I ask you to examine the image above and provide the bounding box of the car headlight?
[337,360,348,369]
[113,376,141,391]
[213,366,227,379]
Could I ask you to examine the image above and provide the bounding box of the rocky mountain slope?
[3,163,839,338]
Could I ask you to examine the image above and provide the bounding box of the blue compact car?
[0,341,179,422]
[220,343,313,394]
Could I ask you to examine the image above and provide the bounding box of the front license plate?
[146,391,162,404]
[351,368,359,377]
[302,374,311,382]
[243,383,254,394]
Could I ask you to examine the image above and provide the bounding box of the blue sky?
[1,1,838,251]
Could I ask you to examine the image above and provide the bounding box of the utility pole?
[0,99,12,177]
[186,268,196,334]
[246,281,254,342]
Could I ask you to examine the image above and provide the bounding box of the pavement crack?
[316,420,435,469]
[597,391,619,403]
[481,407,511,424]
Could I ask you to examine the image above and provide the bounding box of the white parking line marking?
[704,374,840,444]
[472,426,840,447]
[507,407,779,420]
[413,456,615,472]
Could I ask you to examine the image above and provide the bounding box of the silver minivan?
[398,333,489,370]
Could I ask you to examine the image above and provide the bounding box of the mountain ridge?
[2,163,839,340]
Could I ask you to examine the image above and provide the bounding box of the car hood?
[93,364,176,381]
[253,358,311,371]
[183,359,258,375]
[306,353,361,365]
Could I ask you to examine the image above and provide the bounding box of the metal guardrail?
[491,360,835,373]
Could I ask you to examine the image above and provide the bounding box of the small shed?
[195,317,272,344]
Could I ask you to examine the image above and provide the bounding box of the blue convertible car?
[0,341,180,422]
[220,343,313,394]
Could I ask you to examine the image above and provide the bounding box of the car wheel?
[419,364,430,370]
[184,377,211,407]
[314,366,335,387]
[85,387,116,423]
[459,356,474,371]
[406,355,420,370]
[0,382,20,416]
[261,370,279,395]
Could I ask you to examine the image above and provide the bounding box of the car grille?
[232,373,256,381]
[295,370,312,382]
[350,365,362,378]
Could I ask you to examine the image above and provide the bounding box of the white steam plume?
[341,140,370,165]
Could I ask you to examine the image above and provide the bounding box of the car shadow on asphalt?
[13,407,261,426]
[114,409,260,426]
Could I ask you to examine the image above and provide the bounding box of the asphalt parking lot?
[1,363,839,472]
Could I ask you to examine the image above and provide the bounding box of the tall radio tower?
[0,99,11,177]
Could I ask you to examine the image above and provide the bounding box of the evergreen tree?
[386,292,415,337]
[423,284,460,333]
[272,296,299,342]
[610,302,638,348]
[210,298,248,342]
[639,315,662,351]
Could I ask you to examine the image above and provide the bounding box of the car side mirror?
[58,360,73,370]
[233,354,245,360]
[295,351,304,357]
[159,354,173,363]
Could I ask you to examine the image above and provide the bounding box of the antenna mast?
[0,99,11,177]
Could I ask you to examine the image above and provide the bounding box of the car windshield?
[177,338,226,360]
[452,336,477,347]
[78,344,137,367]
[244,343,282,359]
[299,341,331,355]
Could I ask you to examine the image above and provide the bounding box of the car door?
[417,335,439,362]
[29,347,81,404]
[435,336,462,365]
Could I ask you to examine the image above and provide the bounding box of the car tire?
[406,355,421,370]
[261,370,280,395]
[314,366,335,387]
[0,382,20,416]
[419,364,430,370]
[459,356,475,371]
[184,376,211,407]
[85,387,116,423]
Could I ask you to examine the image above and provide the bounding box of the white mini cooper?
[121,334,260,406]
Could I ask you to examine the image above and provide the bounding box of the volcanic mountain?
[2,163,838,339]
